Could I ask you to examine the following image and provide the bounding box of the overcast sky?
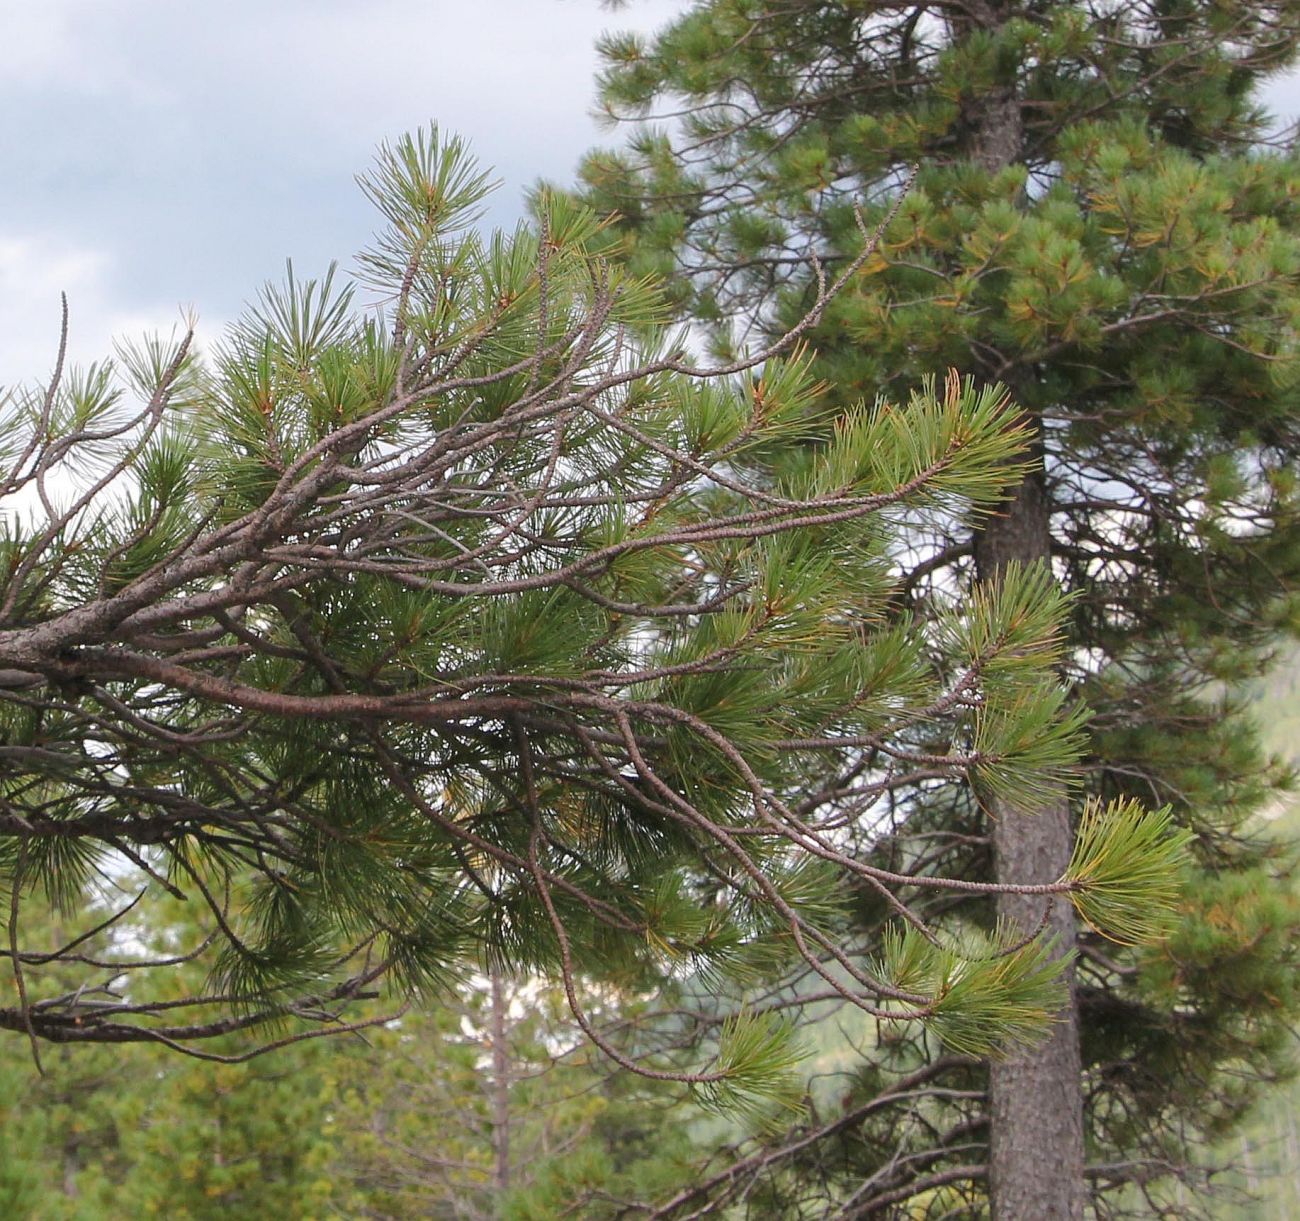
[0,0,684,384]
[2,1,1297,388]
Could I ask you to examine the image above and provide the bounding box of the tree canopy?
[0,127,1188,1124]
[575,0,1300,1213]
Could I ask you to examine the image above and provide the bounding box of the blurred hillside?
[1213,649,1300,1218]
[1253,651,1300,772]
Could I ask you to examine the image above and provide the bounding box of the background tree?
[0,890,353,1219]
[0,125,1184,1136]
[577,1,1300,1214]
[1209,647,1300,1217]
[0,893,698,1220]
[329,975,699,1219]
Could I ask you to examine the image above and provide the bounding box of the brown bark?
[958,3,1085,1215]
[975,462,1085,1221]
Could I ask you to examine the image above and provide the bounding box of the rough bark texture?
[961,5,1085,1214]
[974,462,1086,1221]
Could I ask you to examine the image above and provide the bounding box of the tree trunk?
[489,969,511,1210]
[958,5,1085,1215]
[974,462,1085,1221]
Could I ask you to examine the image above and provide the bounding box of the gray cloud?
[1,0,682,381]
[3,2,1297,386]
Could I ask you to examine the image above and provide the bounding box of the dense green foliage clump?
[0,123,1184,1164]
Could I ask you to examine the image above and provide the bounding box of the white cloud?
[0,1,687,370]
[1258,71,1300,132]
[4,5,89,88]
[2,2,169,105]
[0,232,209,390]
[4,0,1296,400]
[219,1,684,151]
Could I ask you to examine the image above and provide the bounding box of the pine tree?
[0,891,355,1219]
[328,975,700,1219]
[0,127,1184,1134]
[576,2,1300,1214]
[0,893,697,1219]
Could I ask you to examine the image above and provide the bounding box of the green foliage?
[1066,799,1195,946]
[691,1010,808,1129]
[878,923,1066,1057]
[575,0,1300,1212]
[0,899,697,1220]
[0,122,1187,1130]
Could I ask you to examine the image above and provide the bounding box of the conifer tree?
[0,894,697,1219]
[577,2,1300,1214]
[0,127,1184,1134]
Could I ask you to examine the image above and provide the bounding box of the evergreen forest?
[1,3,1298,1218]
